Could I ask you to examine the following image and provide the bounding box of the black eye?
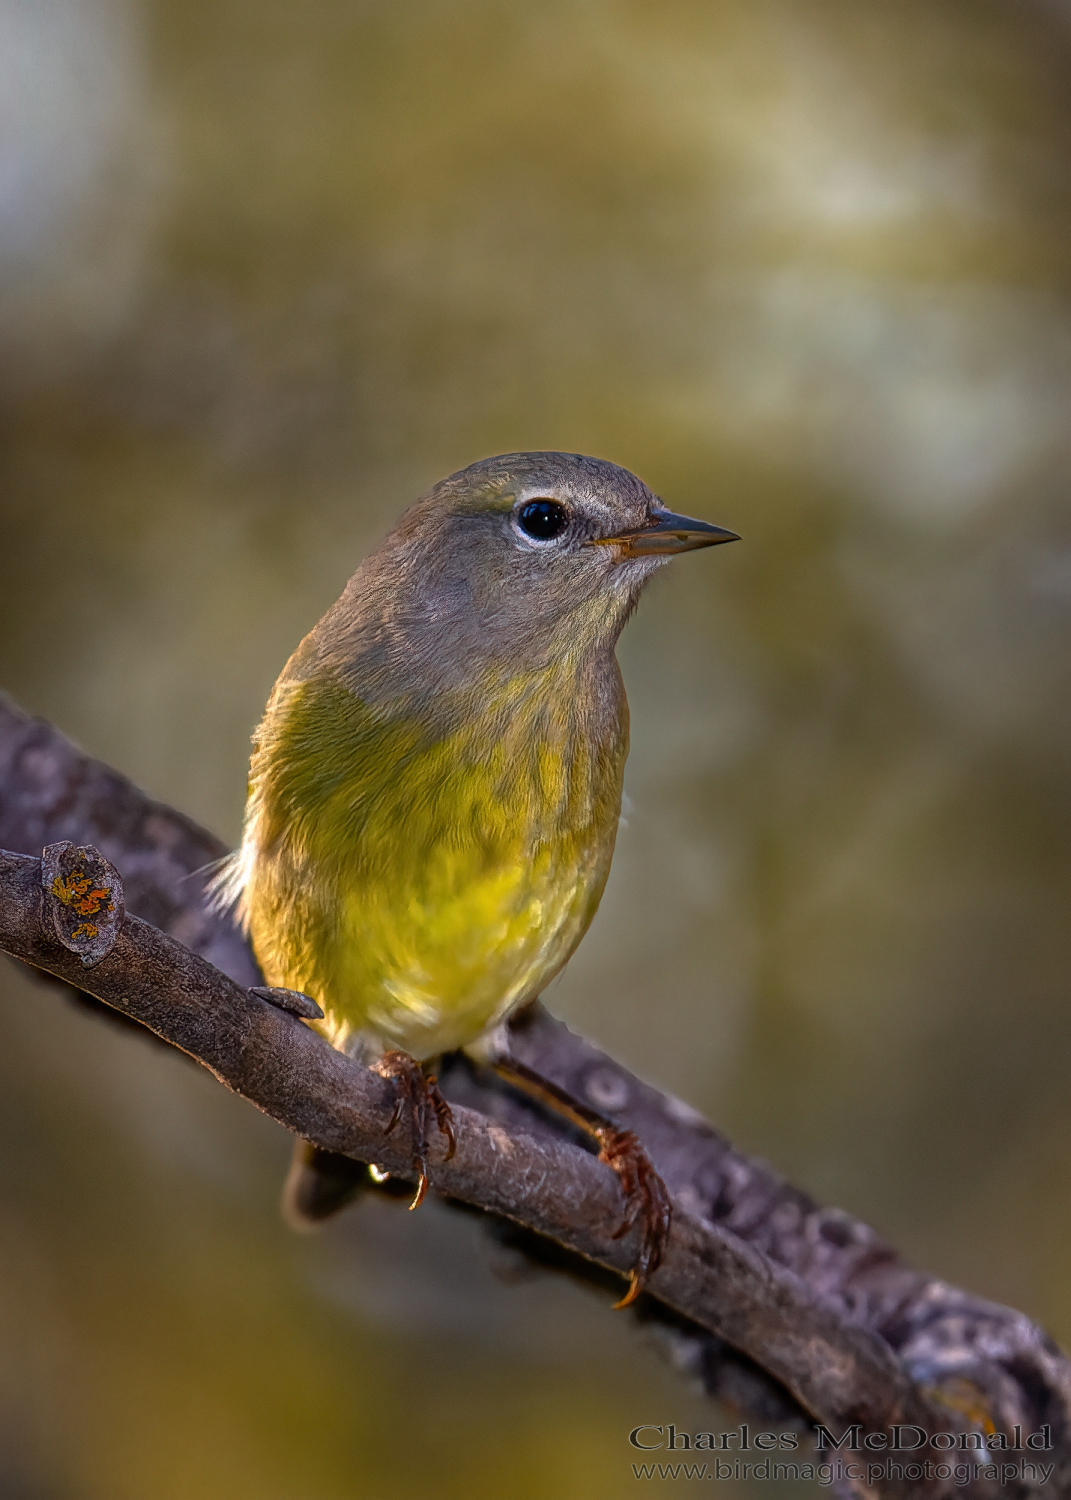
[517,499,569,541]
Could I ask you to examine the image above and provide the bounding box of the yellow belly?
[238,671,626,1060]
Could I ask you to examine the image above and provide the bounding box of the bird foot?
[595,1126,673,1308]
[373,1051,457,1209]
[489,1054,673,1310]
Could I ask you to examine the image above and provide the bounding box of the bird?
[215,451,737,1303]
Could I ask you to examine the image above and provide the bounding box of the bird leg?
[374,1050,457,1209]
[489,1055,672,1308]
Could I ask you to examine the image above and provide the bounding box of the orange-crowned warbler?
[216,452,737,1301]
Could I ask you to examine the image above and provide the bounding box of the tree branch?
[1,692,1069,1499]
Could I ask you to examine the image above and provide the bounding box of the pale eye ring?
[516,499,569,541]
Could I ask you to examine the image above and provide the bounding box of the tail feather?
[282,1140,372,1228]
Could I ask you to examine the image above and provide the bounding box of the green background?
[2,1,1071,1495]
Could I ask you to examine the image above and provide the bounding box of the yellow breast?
[238,665,627,1060]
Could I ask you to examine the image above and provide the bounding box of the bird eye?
[516,499,569,541]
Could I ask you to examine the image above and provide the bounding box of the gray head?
[312,452,737,690]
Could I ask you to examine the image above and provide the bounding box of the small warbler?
[218,452,736,1296]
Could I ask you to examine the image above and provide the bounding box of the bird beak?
[593,507,740,557]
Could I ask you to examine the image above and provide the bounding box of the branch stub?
[41,841,124,969]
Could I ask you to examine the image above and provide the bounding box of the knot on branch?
[41,841,124,968]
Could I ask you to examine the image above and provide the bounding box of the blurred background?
[1,0,1071,1495]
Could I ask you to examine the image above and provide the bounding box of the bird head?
[382,452,737,660]
[313,452,737,695]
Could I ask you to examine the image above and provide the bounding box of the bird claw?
[373,1050,456,1209]
[250,985,324,1020]
[595,1126,673,1308]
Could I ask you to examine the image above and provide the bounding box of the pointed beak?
[593,507,740,557]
